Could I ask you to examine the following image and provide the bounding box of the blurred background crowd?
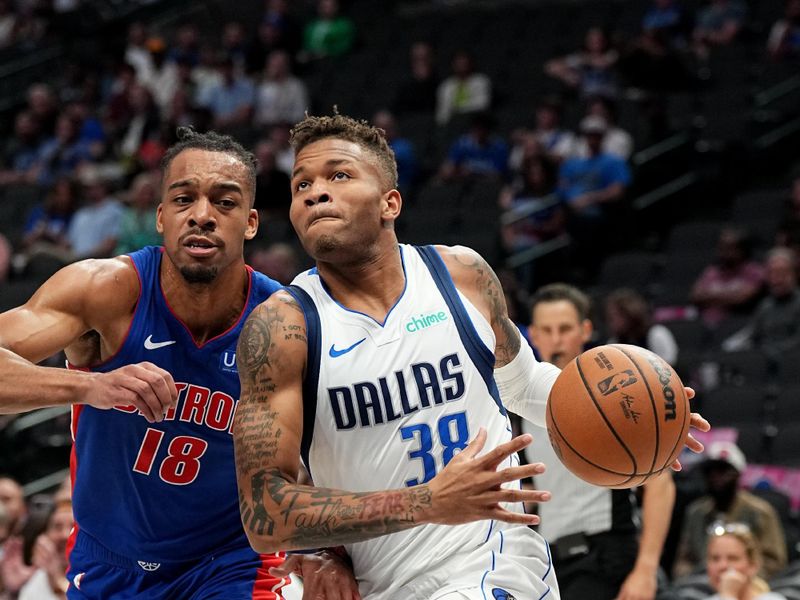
[0,0,799,598]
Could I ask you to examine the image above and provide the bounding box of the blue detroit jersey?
[69,246,281,564]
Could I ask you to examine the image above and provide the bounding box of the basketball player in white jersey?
[233,114,710,600]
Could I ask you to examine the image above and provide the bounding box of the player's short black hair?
[530,283,592,322]
[290,113,398,190]
[160,127,258,206]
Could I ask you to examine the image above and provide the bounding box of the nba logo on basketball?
[597,370,638,396]
[220,350,237,373]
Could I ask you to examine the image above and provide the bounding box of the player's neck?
[160,259,250,344]
[316,244,405,322]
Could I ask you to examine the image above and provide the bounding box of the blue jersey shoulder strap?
[285,285,322,478]
[415,245,505,416]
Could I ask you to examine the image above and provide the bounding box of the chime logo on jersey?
[328,352,465,429]
[405,310,448,333]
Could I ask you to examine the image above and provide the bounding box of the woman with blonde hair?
[705,523,786,599]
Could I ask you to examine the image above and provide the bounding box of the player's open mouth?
[184,238,219,257]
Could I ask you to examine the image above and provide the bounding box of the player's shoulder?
[251,288,307,327]
[431,244,493,288]
[30,255,139,314]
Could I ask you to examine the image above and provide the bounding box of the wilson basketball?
[546,344,690,488]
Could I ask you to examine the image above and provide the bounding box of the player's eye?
[333,172,351,181]
[295,181,309,192]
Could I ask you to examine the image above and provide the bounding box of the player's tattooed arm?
[234,291,434,553]
[436,245,521,367]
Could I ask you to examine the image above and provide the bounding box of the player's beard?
[180,265,219,284]
[313,234,340,257]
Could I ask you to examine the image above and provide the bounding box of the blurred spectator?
[0,0,17,48]
[0,110,42,184]
[124,22,153,83]
[690,226,765,327]
[723,247,800,356]
[574,97,633,160]
[248,242,299,284]
[768,0,800,61]
[66,169,124,260]
[301,0,356,60]
[509,98,576,169]
[105,62,138,137]
[0,477,26,537]
[604,288,679,363]
[117,83,161,168]
[246,0,303,74]
[65,101,105,159]
[167,23,200,67]
[268,123,294,176]
[705,524,785,600]
[558,116,630,227]
[254,50,309,129]
[201,57,255,133]
[193,46,223,106]
[674,441,787,579]
[435,49,492,125]
[499,155,563,288]
[622,1,694,92]
[18,500,73,600]
[394,41,439,115]
[499,155,562,252]
[221,21,248,71]
[439,112,508,180]
[26,84,58,137]
[545,27,619,99]
[693,0,748,58]
[253,140,291,222]
[775,177,800,255]
[373,109,417,191]
[115,172,160,254]
[141,37,181,114]
[18,176,77,261]
[642,0,689,47]
[30,113,95,186]
[12,5,46,52]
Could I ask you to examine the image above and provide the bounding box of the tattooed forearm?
[238,468,433,551]
[451,250,520,367]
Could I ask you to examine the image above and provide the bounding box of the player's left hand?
[615,564,657,600]
[670,387,710,472]
[270,550,361,600]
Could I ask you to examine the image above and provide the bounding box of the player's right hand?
[425,428,550,526]
[85,362,177,423]
[270,551,361,600]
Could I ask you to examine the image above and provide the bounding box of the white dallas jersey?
[289,245,556,600]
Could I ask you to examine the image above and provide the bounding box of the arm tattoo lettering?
[237,467,434,549]
[451,251,521,367]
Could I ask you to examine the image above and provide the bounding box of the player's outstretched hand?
[426,427,549,526]
[270,550,361,600]
[671,387,711,471]
[85,362,178,423]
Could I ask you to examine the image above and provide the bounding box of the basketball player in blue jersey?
[0,127,358,599]
[234,113,710,600]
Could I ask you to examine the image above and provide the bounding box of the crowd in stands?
[1,0,800,597]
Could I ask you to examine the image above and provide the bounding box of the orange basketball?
[546,344,690,488]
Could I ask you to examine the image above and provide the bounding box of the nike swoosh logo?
[144,335,177,350]
[329,338,366,358]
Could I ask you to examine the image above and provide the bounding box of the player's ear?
[245,208,258,240]
[381,189,402,225]
[580,318,593,343]
[156,203,164,234]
